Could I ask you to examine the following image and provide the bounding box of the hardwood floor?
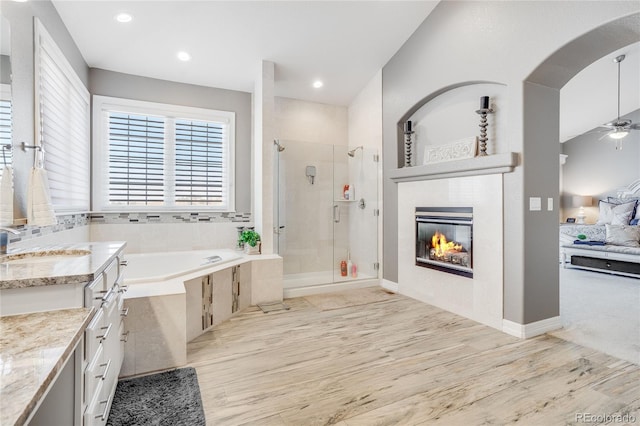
[186,287,639,425]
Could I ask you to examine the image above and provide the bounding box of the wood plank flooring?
[186,287,639,425]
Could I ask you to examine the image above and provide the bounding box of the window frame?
[92,95,236,212]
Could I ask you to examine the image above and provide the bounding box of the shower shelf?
[334,199,357,202]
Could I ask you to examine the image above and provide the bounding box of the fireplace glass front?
[415,207,473,278]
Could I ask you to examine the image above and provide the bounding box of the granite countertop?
[0,307,96,426]
[0,241,126,290]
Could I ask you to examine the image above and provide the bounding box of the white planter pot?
[244,243,261,255]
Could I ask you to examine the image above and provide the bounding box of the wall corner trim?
[381,279,399,293]
[502,317,562,339]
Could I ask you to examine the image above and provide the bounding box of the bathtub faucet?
[0,227,21,255]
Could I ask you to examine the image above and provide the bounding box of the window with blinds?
[108,113,165,206]
[175,119,228,206]
[0,97,11,178]
[93,96,235,211]
[35,19,90,212]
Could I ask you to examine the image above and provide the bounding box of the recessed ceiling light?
[115,13,133,23]
[312,80,323,89]
[177,51,191,62]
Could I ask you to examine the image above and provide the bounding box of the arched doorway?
[518,13,640,361]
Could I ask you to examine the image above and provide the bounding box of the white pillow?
[605,224,640,247]
[608,197,640,221]
[596,200,637,225]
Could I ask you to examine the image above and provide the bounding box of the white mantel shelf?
[389,152,519,183]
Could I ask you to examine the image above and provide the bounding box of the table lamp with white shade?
[572,195,593,224]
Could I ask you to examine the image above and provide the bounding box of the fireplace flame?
[431,231,463,256]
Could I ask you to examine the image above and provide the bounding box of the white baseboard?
[380,279,399,293]
[283,279,379,299]
[502,316,562,339]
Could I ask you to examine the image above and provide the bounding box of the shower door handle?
[333,205,340,223]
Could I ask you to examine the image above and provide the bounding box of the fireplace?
[415,207,473,278]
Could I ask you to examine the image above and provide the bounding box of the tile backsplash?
[7,213,90,245]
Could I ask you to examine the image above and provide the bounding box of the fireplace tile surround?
[398,174,504,330]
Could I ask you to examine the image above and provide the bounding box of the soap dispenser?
[347,251,352,278]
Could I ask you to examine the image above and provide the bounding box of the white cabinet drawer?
[84,344,104,405]
[103,259,118,289]
[85,309,104,364]
[84,380,108,426]
[85,275,106,310]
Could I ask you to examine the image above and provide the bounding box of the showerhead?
[348,146,363,157]
[274,140,285,152]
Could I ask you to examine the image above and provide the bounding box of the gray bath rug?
[106,367,205,426]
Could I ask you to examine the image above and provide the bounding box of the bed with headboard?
[560,179,640,278]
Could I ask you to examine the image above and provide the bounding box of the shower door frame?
[274,140,378,289]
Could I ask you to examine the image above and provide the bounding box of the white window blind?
[93,96,235,212]
[0,97,11,178]
[174,119,228,206]
[35,19,90,212]
[108,113,165,206]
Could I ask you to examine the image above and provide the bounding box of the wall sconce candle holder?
[475,96,494,156]
[403,120,414,167]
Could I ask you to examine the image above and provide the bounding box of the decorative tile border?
[5,212,252,245]
[7,213,90,244]
[88,212,252,224]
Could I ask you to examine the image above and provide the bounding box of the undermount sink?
[1,249,92,265]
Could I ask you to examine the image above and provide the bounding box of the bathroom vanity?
[0,242,127,426]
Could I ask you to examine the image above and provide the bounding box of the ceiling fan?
[595,54,640,149]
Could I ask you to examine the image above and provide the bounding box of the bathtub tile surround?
[250,256,284,305]
[120,294,187,377]
[90,221,245,254]
[9,212,251,255]
[0,308,95,425]
[120,251,282,377]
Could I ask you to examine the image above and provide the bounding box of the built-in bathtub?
[118,248,283,377]
[125,249,243,284]
[123,249,243,298]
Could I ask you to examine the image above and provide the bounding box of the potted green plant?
[240,229,261,254]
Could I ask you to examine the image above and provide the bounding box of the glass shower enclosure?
[274,140,378,290]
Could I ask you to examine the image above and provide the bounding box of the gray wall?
[90,69,252,213]
[0,55,10,85]
[561,109,640,221]
[1,0,88,220]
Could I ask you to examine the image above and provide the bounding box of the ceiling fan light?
[609,130,629,140]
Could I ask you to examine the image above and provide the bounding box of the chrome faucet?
[0,227,20,255]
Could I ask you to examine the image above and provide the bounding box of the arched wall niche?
[395,81,506,168]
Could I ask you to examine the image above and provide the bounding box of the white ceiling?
[52,0,439,106]
[560,42,640,142]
